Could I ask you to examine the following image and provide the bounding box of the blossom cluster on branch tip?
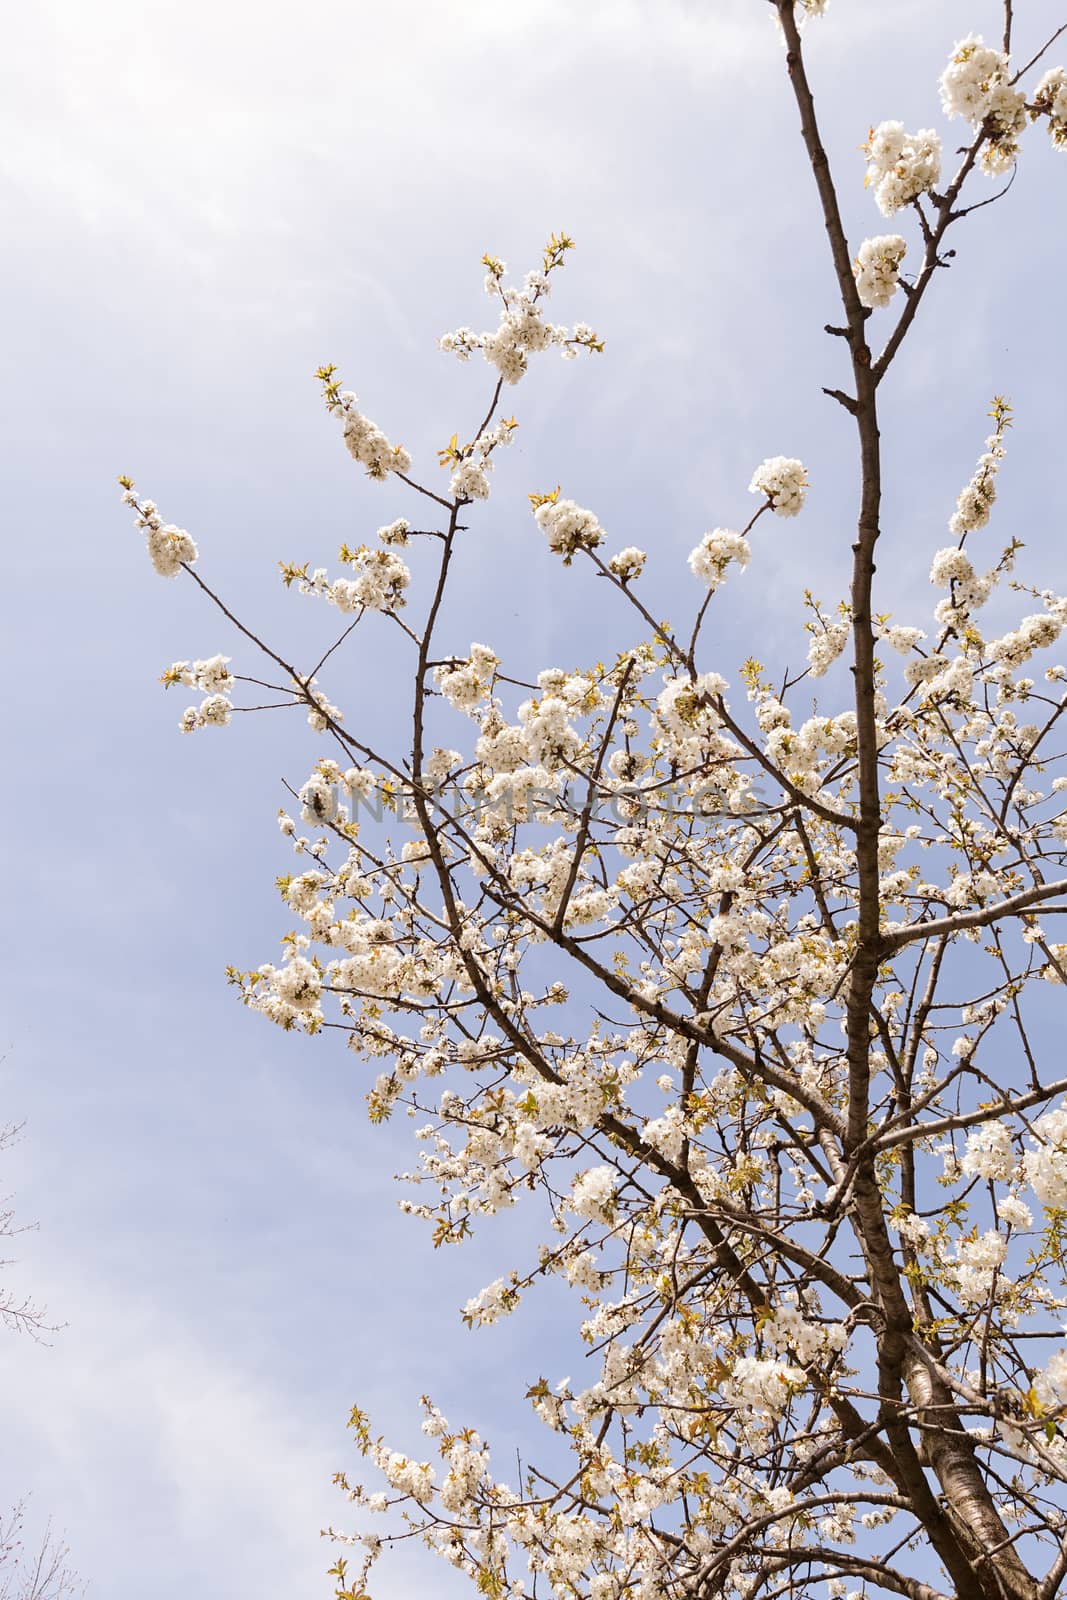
[688,528,750,592]
[304,680,342,733]
[1025,1106,1067,1208]
[853,234,907,310]
[161,655,236,733]
[530,492,605,564]
[256,955,322,1019]
[161,655,234,695]
[863,121,941,216]
[178,694,232,733]
[806,617,850,679]
[315,367,412,481]
[748,456,808,516]
[434,642,500,716]
[876,622,925,657]
[940,34,1027,174]
[949,396,1012,536]
[607,546,646,582]
[1034,67,1067,148]
[378,517,410,546]
[119,479,198,577]
[439,236,602,387]
[846,40,1067,348]
[284,545,411,615]
[570,1165,618,1225]
[439,415,519,505]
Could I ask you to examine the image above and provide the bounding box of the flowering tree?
[0,1503,81,1600]
[0,1123,54,1344]
[119,6,1067,1600]
[1,1127,80,1599]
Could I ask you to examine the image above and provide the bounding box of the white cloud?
[0,1266,338,1596]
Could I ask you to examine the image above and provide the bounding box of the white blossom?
[688,528,751,590]
[853,235,907,310]
[807,621,849,678]
[1034,67,1067,150]
[1023,1105,1067,1209]
[608,547,646,582]
[749,456,808,517]
[534,497,605,562]
[863,122,941,215]
[961,1120,1015,1181]
[337,392,412,479]
[940,36,1027,174]
[571,1166,618,1224]
[998,1194,1032,1229]
[451,460,491,501]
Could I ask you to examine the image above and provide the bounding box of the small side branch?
[823,386,858,414]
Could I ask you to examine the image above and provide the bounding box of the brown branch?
[882,876,1067,953]
[875,1072,1067,1155]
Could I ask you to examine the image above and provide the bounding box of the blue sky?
[2,1,1065,1595]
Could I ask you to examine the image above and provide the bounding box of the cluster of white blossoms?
[256,954,322,1025]
[461,1276,521,1329]
[1037,1349,1067,1411]
[863,121,941,215]
[1023,1105,1067,1208]
[449,459,490,501]
[922,539,1030,650]
[806,618,850,678]
[291,545,411,614]
[120,481,198,577]
[961,1119,1016,1181]
[377,1450,435,1503]
[331,389,412,480]
[162,655,234,695]
[607,546,646,582]
[439,238,602,386]
[652,669,728,764]
[162,655,237,734]
[998,1193,1033,1229]
[1034,67,1067,149]
[304,680,343,734]
[296,758,377,826]
[725,1355,806,1416]
[928,546,979,590]
[532,495,606,563]
[442,414,519,504]
[927,550,1011,649]
[377,516,409,546]
[748,456,808,516]
[687,527,751,591]
[950,1228,1009,1306]
[434,643,500,715]
[853,234,907,309]
[762,1297,849,1364]
[570,1165,618,1224]
[178,693,233,734]
[987,610,1062,671]
[949,397,1011,535]
[939,35,1027,174]
[296,770,337,829]
[876,622,925,656]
